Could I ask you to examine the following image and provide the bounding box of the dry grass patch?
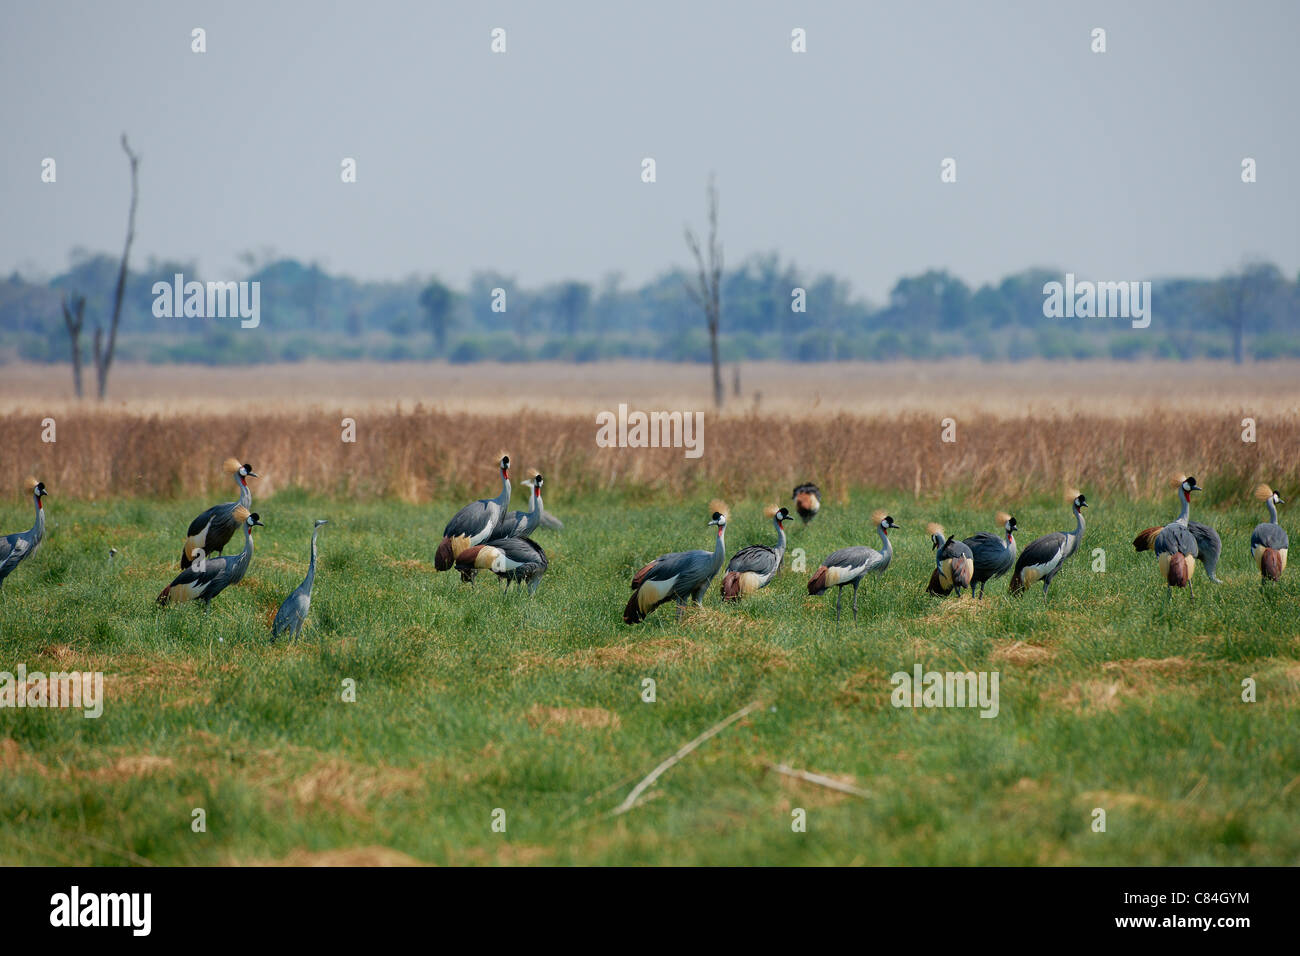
[525,705,621,732]
[286,759,427,818]
[234,846,427,867]
[514,637,712,673]
[86,755,175,781]
[991,641,1057,667]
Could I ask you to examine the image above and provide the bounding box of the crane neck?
[711,525,727,573]
[1070,505,1086,539]
[1175,492,1190,525]
[1266,498,1279,524]
[31,493,45,543]
[878,525,893,557]
[304,529,321,589]
[773,518,787,559]
[496,473,511,510]
[236,475,252,509]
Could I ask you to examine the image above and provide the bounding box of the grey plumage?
[467,535,549,595]
[0,482,48,590]
[926,527,975,597]
[1250,486,1288,581]
[1187,521,1223,583]
[964,514,1017,597]
[720,507,791,600]
[158,512,263,606]
[435,456,512,572]
[272,519,328,640]
[493,477,543,539]
[625,512,727,623]
[180,462,257,569]
[807,512,898,622]
[1011,494,1087,596]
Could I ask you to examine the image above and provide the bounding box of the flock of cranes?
[0,459,1290,633]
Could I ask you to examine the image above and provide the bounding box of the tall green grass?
[0,490,1296,865]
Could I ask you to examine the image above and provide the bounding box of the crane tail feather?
[807,566,830,595]
[1262,548,1284,581]
[623,589,646,624]
[1133,527,1161,552]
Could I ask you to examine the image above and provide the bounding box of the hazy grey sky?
[2,0,1297,300]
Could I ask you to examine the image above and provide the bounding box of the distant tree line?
[1,252,1296,367]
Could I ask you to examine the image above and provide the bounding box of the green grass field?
[1,489,1297,865]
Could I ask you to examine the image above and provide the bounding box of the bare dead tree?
[61,293,86,397]
[92,133,140,400]
[684,175,724,409]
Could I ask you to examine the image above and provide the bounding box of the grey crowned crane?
[458,473,544,583]
[180,458,258,570]
[157,510,262,607]
[494,475,545,539]
[924,523,975,598]
[1132,476,1202,598]
[0,479,48,590]
[720,506,792,601]
[964,512,1018,598]
[624,505,728,624]
[434,455,511,573]
[1250,484,1288,583]
[456,535,548,596]
[271,519,328,640]
[792,483,821,525]
[807,509,898,622]
[1010,491,1087,597]
[1133,474,1223,584]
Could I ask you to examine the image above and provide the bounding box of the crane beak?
[248,472,260,479]
[1191,483,1202,493]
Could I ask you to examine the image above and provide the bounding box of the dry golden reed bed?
[2,360,1297,503]
[1,405,1295,505]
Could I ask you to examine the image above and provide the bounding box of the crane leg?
[851,580,860,623]
[1041,579,1050,597]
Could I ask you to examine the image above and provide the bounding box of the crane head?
[499,455,510,478]
[708,511,726,528]
[247,512,264,529]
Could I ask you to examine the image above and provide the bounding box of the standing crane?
[624,505,728,624]
[924,523,975,597]
[720,506,792,601]
[1132,477,1202,599]
[1010,492,1087,597]
[157,510,263,607]
[807,509,899,622]
[964,512,1018,598]
[1133,474,1223,583]
[434,455,511,573]
[0,480,48,590]
[791,483,821,526]
[180,459,258,569]
[271,519,328,640]
[1250,484,1288,583]
[494,475,544,539]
